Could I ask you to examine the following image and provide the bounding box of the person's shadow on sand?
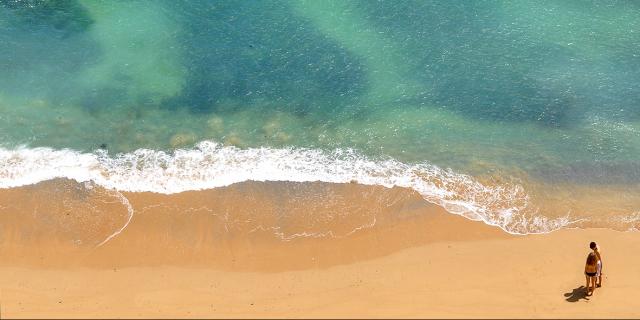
[564,286,590,302]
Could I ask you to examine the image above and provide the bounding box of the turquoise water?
[1,1,640,232]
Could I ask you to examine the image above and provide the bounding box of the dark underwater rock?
[2,0,94,36]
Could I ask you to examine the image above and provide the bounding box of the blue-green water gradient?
[1,0,640,230]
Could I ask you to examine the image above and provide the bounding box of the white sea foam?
[0,141,571,234]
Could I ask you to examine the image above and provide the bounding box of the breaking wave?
[0,141,572,234]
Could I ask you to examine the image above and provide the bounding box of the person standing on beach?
[590,242,603,287]
[584,252,599,296]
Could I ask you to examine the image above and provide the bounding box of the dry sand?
[0,179,638,318]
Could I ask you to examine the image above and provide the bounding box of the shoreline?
[0,180,639,317]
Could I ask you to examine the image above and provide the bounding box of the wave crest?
[0,141,570,234]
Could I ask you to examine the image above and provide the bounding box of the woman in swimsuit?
[584,252,598,296]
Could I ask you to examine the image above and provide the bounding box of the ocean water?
[1,0,640,235]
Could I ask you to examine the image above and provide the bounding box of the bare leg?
[590,276,596,296]
[585,275,590,295]
[597,275,602,287]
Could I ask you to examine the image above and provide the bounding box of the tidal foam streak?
[0,141,571,234]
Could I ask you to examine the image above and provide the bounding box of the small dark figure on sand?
[584,252,598,296]
[584,241,603,296]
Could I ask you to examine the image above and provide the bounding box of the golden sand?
[0,179,638,318]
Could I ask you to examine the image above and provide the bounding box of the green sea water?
[1,0,640,231]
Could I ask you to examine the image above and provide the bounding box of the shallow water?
[1,1,639,234]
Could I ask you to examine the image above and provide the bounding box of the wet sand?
[0,179,638,318]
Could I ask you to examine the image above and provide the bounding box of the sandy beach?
[4,1,640,318]
[1,180,639,318]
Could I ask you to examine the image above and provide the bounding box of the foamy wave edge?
[0,141,573,234]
